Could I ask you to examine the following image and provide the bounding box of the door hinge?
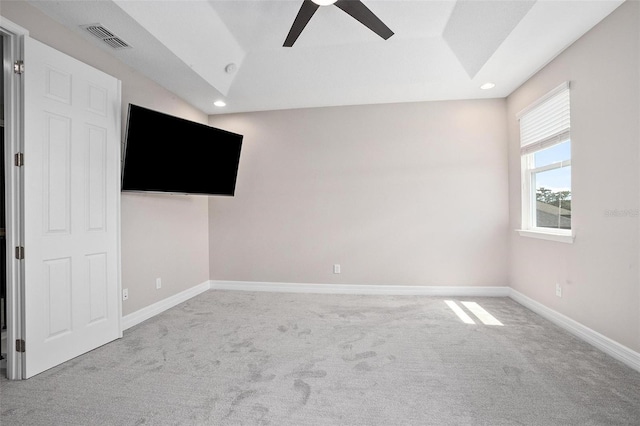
[16,339,25,353]
[15,152,24,167]
[14,60,24,74]
[15,246,24,260]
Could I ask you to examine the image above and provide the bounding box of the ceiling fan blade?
[335,0,394,40]
[284,0,320,47]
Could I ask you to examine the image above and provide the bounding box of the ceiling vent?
[81,24,131,50]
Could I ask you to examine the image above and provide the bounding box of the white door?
[23,37,122,378]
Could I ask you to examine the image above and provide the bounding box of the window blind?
[519,83,570,154]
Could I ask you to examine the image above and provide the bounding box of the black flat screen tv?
[122,104,243,196]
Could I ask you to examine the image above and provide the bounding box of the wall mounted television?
[121,104,243,196]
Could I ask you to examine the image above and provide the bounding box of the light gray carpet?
[1,290,640,425]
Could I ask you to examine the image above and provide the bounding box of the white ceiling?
[28,0,624,115]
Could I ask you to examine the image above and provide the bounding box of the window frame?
[517,83,574,243]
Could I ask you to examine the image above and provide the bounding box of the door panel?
[23,37,121,378]
[43,113,71,234]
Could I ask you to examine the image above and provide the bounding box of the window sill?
[516,229,574,244]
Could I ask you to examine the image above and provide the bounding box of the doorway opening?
[1,33,6,371]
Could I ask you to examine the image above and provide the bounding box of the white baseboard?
[509,289,640,373]
[210,280,510,297]
[121,280,211,331]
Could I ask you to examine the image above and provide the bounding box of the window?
[518,83,572,241]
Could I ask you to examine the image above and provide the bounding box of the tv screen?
[122,104,243,196]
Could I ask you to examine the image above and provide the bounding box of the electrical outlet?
[333,264,341,274]
[156,277,162,290]
[555,283,562,298]
[122,288,129,301]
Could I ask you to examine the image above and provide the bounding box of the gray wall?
[1,1,211,316]
[209,99,509,287]
[507,0,640,351]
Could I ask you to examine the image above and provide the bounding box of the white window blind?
[518,83,570,154]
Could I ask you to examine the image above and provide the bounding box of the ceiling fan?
[284,0,394,47]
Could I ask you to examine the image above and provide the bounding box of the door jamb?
[1,16,27,381]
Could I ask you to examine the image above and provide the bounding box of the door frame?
[1,16,27,381]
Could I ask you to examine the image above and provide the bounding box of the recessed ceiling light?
[312,0,338,5]
[214,100,226,107]
[480,82,496,90]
